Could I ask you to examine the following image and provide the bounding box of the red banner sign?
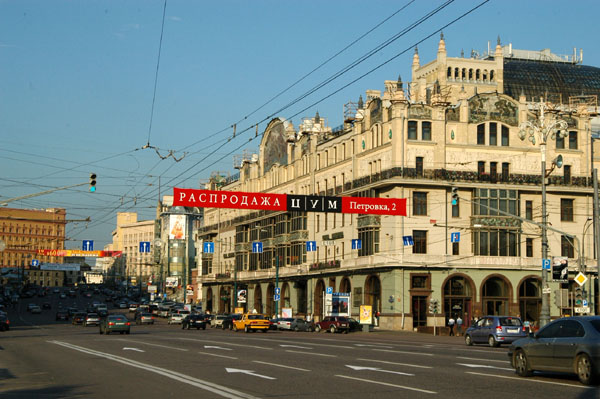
[173,188,406,216]
[36,249,123,258]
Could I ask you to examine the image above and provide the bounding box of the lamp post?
[519,98,569,328]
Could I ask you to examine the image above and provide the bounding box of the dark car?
[315,316,350,333]
[348,317,361,331]
[465,315,527,347]
[42,302,51,309]
[221,314,242,330]
[99,314,131,335]
[509,316,600,385]
[72,312,87,325]
[290,318,313,332]
[0,313,9,331]
[56,310,69,321]
[181,314,207,330]
[97,309,108,318]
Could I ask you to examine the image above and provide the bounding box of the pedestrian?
[448,315,456,336]
[456,316,463,336]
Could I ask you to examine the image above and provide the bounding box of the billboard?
[169,214,187,239]
[84,272,104,284]
[165,276,178,288]
[552,257,569,283]
[237,289,247,304]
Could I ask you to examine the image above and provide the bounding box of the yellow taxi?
[233,313,270,333]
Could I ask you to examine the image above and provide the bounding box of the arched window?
[518,278,541,324]
[364,275,381,313]
[468,69,473,80]
[482,276,510,315]
[443,276,474,326]
[339,277,351,294]
[314,279,325,319]
[447,67,452,78]
[490,70,495,81]
[254,284,263,314]
[455,67,459,80]
[462,68,466,79]
[476,69,480,80]
[483,69,488,81]
[281,282,291,309]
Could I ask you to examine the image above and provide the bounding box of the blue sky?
[1,0,599,249]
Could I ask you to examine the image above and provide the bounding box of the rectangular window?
[411,275,428,289]
[556,132,565,149]
[416,157,423,177]
[478,161,485,178]
[561,199,574,221]
[489,122,497,146]
[408,121,418,140]
[526,238,533,257]
[569,131,578,149]
[525,200,533,220]
[501,162,509,181]
[501,125,509,146]
[452,242,459,255]
[564,165,571,184]
[412,230,427,254]
[413,192,428,216]
[490,162,497,182]
[477,124,485,145]
[561,235,575,258]
[358,227,380,256]
[421,121,432,141]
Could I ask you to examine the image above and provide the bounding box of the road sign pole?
[275,255,279,317]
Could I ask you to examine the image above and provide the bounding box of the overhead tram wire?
[173,1,416,155]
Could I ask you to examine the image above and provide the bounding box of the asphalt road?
[1,294,598,399]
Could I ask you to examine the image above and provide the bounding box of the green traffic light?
[90,186,96,193]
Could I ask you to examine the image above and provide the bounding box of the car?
[509,316,600,385]
[56,310,69,321]
[53,288,60,294]
[0,313,9,331]
[222,314,242,330]
[27,303,37,312]
[290,318,313,332]
[128,303,139,312]
[99,314,131,335]
[67,307,79,317]
[118,301,128,309]
[42,302,51,309]
[211,314,227,328]
[277,318,295,330]
[315,316,350,333]
[30,305,42,314]
[168,310,190,325]
[97,309,108,318]
[182,314,207,330]
[232,313,270,333]
[348,317,361,332]
[72,312,87,325]
[84,313,101,327]
[135,312,155,325]
[465,316,527,347]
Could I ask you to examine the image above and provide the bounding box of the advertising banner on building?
[169,214,187,240]
[37,249,122,258]
[237,289,247,303]
[331,293,350,316]
[281,307,293,318]
[165,276,178,288]
[359,305,373,324]
[173,188,406,216]
[552,256,569,282]
[84,272,103,284]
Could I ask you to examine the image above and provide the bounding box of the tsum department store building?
[196,38,599,331]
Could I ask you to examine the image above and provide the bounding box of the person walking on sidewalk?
[456,316,463,336]
[448,316,456,336]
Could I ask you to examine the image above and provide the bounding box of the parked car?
[211,314,227,328]
[56,310,69,321]
[0,313,9,331]
[277,318,295,330]
[84,313,101,327]
[222,314,242,330]
[27,303,38,312]
[290,318,313,332]
[135,312,155,325]
[182,314,207,330]
[99,314,131,335]
[315,316,350,333]
[509,316,600,385]
[72,312,87,325]
[465,315,527,347]
[348,317,361,332]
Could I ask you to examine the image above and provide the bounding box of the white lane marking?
[465,372,593,389]
[449,347,501,354]
[248,337,354,349]
[198,351,238,360]
[226,368,275,380]
[252,360,310,372]
[457,356,509,364]
[457,363,514,371]
[354,344,393,348]
[279,344,312,349]
[177,338,272,350]
[49,341,257,399]
[115,339,188,352]
[123,347,145,352]
[356,358,432,369]
[205,345,233,351]
[285,350,336,358]
[373,349,433,356]
[336,375,437,394]
[346,365,414,376]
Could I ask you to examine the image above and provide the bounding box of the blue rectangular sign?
[252,242,263,253]
[82,240,94,251]
[306,241,317,252]
[203,242,214,253]
[542,258,551,270]
[139,241,151,253]
[351,239,362,250]
[450,232,460,243]
[403,236,414,246]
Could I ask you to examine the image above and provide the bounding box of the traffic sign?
[252,242,263,253]
[139,241,151,253]
[575,272,588,287]
[274,287,281,295]
[31,259,39,267]
[403,236,414,246]
[274,294,280,302]
[542,258,551,270]
[203,242,214,253]
[351,239,362,250]
[575,306,590,314]
[450,232,460,243]
[306,241,317,252]
[82,240,94,251]
[326,287,333,295]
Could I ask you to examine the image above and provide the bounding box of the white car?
[211,315,227,328]
[167,310,190,325]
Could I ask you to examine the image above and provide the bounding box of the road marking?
[279,344,312,349]
[252,360,310,372]
[336,375,436,394]
[246,337,354,349]
[115,339,188,352]
[457,363,513,371]
[456,356,509,364]
[465,372,593,389]
[449,347,500,354]
[226,368,275,380]
[354,344,393,349]
[372,349,433,356]
[346,365,414,376]
[356,358,432,369]
[285,350,336,358]
[198,351,238,360]
[49,341,258,399]
[205,345,233,351]
[177,338,272,350]
[123,347,145,352]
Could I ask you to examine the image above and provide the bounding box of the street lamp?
[519,98,569,328]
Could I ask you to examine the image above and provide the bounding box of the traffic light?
[89,173,97,193]
[574,286,584,306]
[429,298,439,314]
[451,187,458,205]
